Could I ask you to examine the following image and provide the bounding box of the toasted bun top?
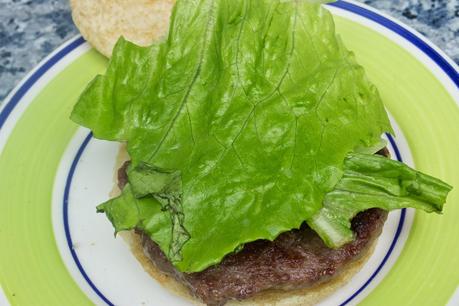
[70,0,174,57]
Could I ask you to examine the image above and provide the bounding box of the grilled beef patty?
[118,148,389,306]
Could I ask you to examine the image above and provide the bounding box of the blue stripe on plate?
[63,132,113,306]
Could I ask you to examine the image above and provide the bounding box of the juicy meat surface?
[117,160,130,189]
[138,209,387,306]
[118,148,390,306]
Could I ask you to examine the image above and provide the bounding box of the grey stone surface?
[1,0,458,102]
[1,0,77,101]
[362,0,459,64]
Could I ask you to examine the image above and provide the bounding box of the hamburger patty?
[138,209,387,306]
[118,148,389,306]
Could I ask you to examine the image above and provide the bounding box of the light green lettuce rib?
[307,153,452,248]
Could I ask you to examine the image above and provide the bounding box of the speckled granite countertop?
[1,0,458,102]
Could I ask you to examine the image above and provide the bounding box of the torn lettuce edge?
[307,153,451,248]
[97,152,451,272]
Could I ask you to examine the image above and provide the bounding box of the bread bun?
[112,145,376,306]
[70,0,174,57]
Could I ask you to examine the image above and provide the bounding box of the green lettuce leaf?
[97,184,174,253]
[71,0,450,273]
[307,153,452,248]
